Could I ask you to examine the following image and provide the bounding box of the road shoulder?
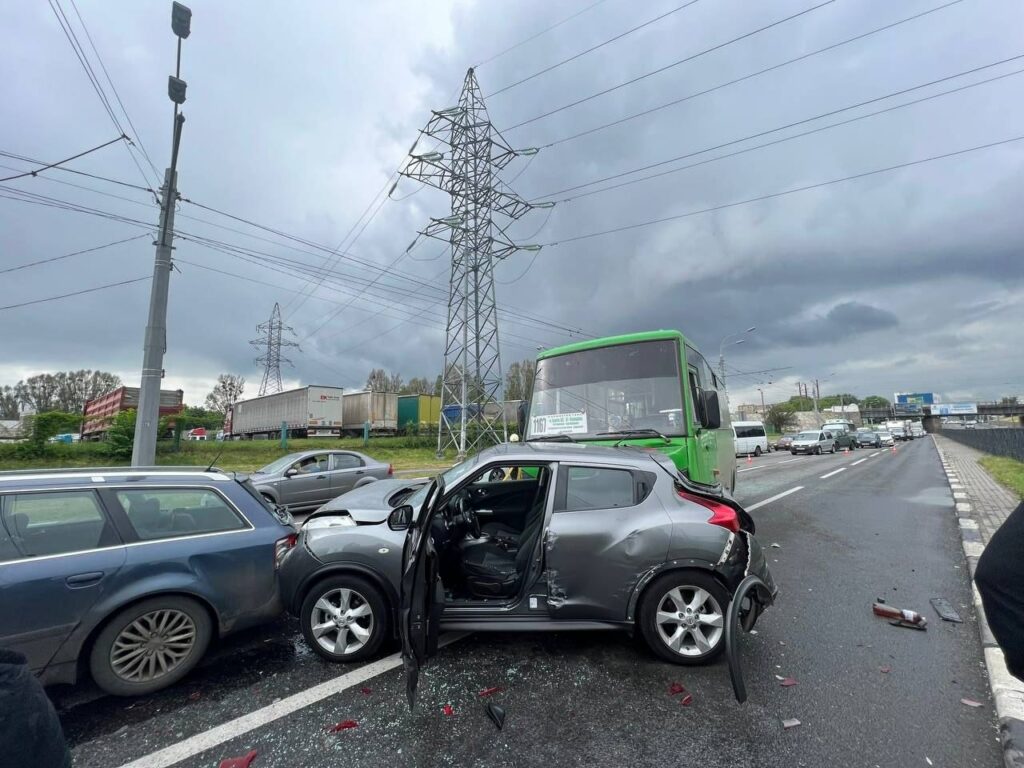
[933,434,1024,768]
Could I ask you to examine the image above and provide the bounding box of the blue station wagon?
[0,467,296,696]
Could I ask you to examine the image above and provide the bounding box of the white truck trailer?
[227,385,344,439]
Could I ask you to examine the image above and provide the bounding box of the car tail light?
[274,533,297,569]
[677,489,740,533]
[387,463,393,476]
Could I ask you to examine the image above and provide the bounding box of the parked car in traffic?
[822,421,858,451]
[0,467,296,696]
[964,420,978,430]
[855,430,881,448]
[278,442,777,703]
[251,450,392,513]
[733,421,769,457]
[774,433,798,451]
[790,430,836,455]
[877,431,896,447]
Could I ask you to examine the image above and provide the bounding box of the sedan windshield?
[526,339,686,440]
[254,454,302,475]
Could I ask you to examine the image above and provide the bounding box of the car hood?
[792,438,817,445]
[311,477,426,523]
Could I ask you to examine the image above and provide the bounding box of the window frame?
[0,488,120,563]
[329,452,364,471]
[552,463,655,513]
[99,484,254,545]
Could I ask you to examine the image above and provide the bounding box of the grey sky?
[1,0,1022,409]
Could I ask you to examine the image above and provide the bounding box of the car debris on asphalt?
[478,686,503,697]
[327,720,358,733]
[780,678,798,687]
[880,666,892,674]
[442,704,455,716]
[668,682,686,695]
[960,698,984,708]
[485,702,506,730]
[782,718,801,730]
[218,749,258,768]
[872,601,928,630]
[929,597,964,623]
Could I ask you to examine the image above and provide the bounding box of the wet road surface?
[57,438,1001,767]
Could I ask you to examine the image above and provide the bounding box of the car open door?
[398,475,446,710]
[724,573,772,703]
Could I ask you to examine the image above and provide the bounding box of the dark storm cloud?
[1,0,1023,405]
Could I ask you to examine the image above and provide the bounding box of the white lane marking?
[737,466,764,473]
[820,468,847,479]
[779,458,803,464]
[746,486,803,512]
[869,452,880,457]
[115,634,468,768]
[851,458,868,466]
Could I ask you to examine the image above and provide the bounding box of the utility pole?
[400,68,546,459]
[758,387,766,417]
[717,327,755,391]
[132,2,191,467]
[813,378,821,423]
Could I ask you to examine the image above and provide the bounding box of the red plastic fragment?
[879,666,892,674]
[679,693,694,706]
[360,687,372,695]
[960,698,984,708]
[668,682,687,695]
[218,750,257,768]
[780,678,798,687]
[442,704,454,716]
[327,720,358,733]
[478,686,503,698]
[188,691,201,701]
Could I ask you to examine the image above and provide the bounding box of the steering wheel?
[448,494,482,538]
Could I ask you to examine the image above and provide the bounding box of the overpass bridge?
[861,403,1024,428]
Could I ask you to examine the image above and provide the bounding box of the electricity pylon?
[400,68,548,459]
[251,302,299,396]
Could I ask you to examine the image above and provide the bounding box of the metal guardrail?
[940,427,1024,462]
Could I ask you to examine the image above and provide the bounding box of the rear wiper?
[597,428,672,445]
[526,434,577,442]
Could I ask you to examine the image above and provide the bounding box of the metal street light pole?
[717,326,756,390]
[132,2,191,467]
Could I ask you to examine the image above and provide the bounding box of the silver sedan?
[251,450,392,512]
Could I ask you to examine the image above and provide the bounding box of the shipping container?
[81,386,185,439]
[342,391,398,433]
[397,394,441,430]
[229,386,344,438]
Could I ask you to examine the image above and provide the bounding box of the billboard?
[893,403,922,415]
[895,392,936,405]
[931,403,978,416]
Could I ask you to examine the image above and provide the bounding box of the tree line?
[0,370,122,419]
[364,359,535,401]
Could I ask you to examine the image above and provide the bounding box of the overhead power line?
[0,149,152,192]
[474,0,610,68]
[506,0,836,131]
[0,233,150,275]
[540,0,966,148]
[542,134,1024,246]
[488,0,702,97]
[0,276,150,311]
[0,135,127,182]
[540,55,1024,202]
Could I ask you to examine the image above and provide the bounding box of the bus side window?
[687,367,703,425]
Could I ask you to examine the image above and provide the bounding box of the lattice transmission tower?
[401,68,548,459]
[251,302,299,396]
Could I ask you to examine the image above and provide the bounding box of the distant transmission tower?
[251,302,299,396]
[401,68,549,458]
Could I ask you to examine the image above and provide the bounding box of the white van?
[733,421,769,457]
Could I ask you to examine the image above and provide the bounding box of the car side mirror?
[284,467,298,478]
[701,390,722,430]
[388,505,414,531]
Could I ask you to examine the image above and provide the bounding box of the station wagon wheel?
[639,571,728,665]
[90,596,212,697]
[300,575,387,663]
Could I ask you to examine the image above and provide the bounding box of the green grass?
[0,436,458,474]
[979,455,1024,499]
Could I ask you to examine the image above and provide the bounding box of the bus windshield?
[526,339,686,440]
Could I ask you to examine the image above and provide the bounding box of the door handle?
[66,571,104,587]
[355,470,365,475]
[315,474,327,479]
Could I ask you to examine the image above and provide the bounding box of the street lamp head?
[746,326,756,333]
[167,75,187,104]
[171,2,192,39]
[734,339,745,346]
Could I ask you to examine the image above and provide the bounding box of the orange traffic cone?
[746,454,753,464]
[843,447,849,455]
[891,445,897,454]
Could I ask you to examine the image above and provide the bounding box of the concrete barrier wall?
[940,427,1024,462]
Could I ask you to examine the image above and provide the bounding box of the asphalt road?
[56,437,1001,768]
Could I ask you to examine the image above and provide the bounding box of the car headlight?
[303,514,356,530]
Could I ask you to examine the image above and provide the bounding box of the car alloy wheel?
[300,575,387,663]
[109,608,196,683]
[640,572,730,665]
[309,587,375,656]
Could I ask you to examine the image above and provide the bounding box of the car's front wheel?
[89,596,212,696]
[754,446,762,457]
[300,575,387,663]
[815,446,822,455]
[639,571,728,665]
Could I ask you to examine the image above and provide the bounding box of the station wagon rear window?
[1,490,114,560]
[115,489,247,541]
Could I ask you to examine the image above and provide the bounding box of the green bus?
[523,330,737,492]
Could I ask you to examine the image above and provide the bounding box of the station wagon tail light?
[677,490,740,533]
[387,464,393,476]
[274,533,297,569]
